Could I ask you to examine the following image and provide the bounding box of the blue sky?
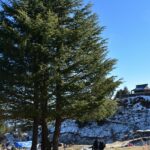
[84,0,150,90]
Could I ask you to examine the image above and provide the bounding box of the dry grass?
[59,145,84,150]
[106,146,150,150]
[59,145,150,150]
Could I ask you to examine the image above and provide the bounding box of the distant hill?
[49,95,150,144]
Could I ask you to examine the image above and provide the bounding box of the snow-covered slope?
[52,95,150,144]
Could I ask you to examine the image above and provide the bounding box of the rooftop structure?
[131,84,150,95]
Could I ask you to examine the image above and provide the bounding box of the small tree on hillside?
[115,87,130,99]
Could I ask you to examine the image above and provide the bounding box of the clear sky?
[84,0,150,91]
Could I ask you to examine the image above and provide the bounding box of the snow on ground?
[4,95,150,145]
[57,95,150,144]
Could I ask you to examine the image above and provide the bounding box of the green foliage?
[0,121,11,135]
[0,0,58,120]
[115,87,130,99]
[46,0,121,121]
[0,123,7,134]
[76,99,118,121]
[0,0,120,122]
[0,0,121,148]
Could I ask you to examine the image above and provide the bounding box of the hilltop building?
[131,84,150,95]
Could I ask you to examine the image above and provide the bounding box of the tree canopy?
[115,87,130,99]
[0,0,121,150]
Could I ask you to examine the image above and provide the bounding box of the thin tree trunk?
[31,80,39,150]
[53,81,62,150]
[31,117,38,150]
[40,75,50,150]
[53,117,62,150]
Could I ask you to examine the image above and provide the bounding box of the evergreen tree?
[123,86,130,95]
[0,0,57,149]
[115,89,123,99]
[115,86,130,99]
[45,1,121,149]
[0,1,121,150]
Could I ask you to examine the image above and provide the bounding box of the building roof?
[133,84,150,91]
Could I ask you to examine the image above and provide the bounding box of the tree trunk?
[41,118,51,150]
[53,117,62,150]
[31,80,39,150]
[40,77,50,150]
[31,117,39,150]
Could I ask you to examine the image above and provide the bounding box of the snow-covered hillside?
[4,95,150,145]
[52,95,150,144]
